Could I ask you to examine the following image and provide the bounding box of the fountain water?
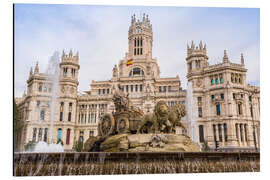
[186,82,197,143]
[30,51,64,152]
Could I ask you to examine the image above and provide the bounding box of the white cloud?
[14,5,260,96]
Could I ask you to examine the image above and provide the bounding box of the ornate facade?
[16,14,260,151]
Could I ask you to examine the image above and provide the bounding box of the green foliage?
[14,100,21,133]
[24,140,36,152]
[57,138,64,146]
[73,140,83,152]
[201,141,211,152]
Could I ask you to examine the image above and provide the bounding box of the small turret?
[187,40,207,57]
[112,64,118,78]
[34,62,39,74]
[241,53,245,65]
[69,49,73,57]
[223,50,229,63]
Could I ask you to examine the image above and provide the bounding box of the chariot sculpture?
[98,91,143,137]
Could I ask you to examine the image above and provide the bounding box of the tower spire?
[34,61,39,74]
[241,53,245,65]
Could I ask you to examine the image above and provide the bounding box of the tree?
[201,141,211,152]
[14,100,22,151]
[73,140,83,152]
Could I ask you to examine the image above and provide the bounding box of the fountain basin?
[14,152,260,176]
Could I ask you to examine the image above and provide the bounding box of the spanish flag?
[126,59,133,66]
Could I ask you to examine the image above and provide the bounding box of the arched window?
[129,67,145,77]
[134,38,136,47]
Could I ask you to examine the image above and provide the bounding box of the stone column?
[242,124,246,147]
[236,123,241,147]
[86,105,89,124]
[220,124,224,147]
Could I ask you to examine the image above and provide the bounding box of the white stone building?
[15,14,260,151]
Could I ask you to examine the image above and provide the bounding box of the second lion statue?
[137,100,186,134]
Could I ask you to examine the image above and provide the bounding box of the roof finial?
[69,49,73,57]
[223,50,229,63]
[34,61,39,74]
[241,53,244,65]
[29,67,33,76]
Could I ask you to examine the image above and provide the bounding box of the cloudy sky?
[14,4,260,97]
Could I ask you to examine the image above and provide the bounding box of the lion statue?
[137,101,186,134]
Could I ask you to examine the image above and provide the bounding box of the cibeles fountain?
[14,53,259,176]
[29,52,64,153]
[83,87,200,152]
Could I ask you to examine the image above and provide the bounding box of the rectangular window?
[250,106,253,117]
[38,128,42,141]
[198,107,202,117]
[89,130,94,137]
[249,96,252,102]
[32,128,37,141]
[66,129,71,145]
[159,86,162,92]
[211,95,215,101]
[220,77,223,83]
[131,85,133,92]
[126,85,129,92]
[44,128,48,142]
[224,123,228,142]
[233,93,236,99]
[59,112,63,121]
[37,100,40,107]
[81,114,85,124]
[168,86,171,92]
[211,79,214,85]
[103,89,105,94]
[197,97,202,102]
[240,124,243,142]
[218,124,222,142]
[57,129,62,140]
[216,104,221,116]
[68,112,72,121]
[244,124,248,142]
[135,85,138,92]
[215,78,219,84]
[163,86,167,92]
[199,125,204,143]
[238,104,242,115]
[221,93,224,100]
[107,89,110,94]
[140,84,143,92]
[98,89,101,95]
